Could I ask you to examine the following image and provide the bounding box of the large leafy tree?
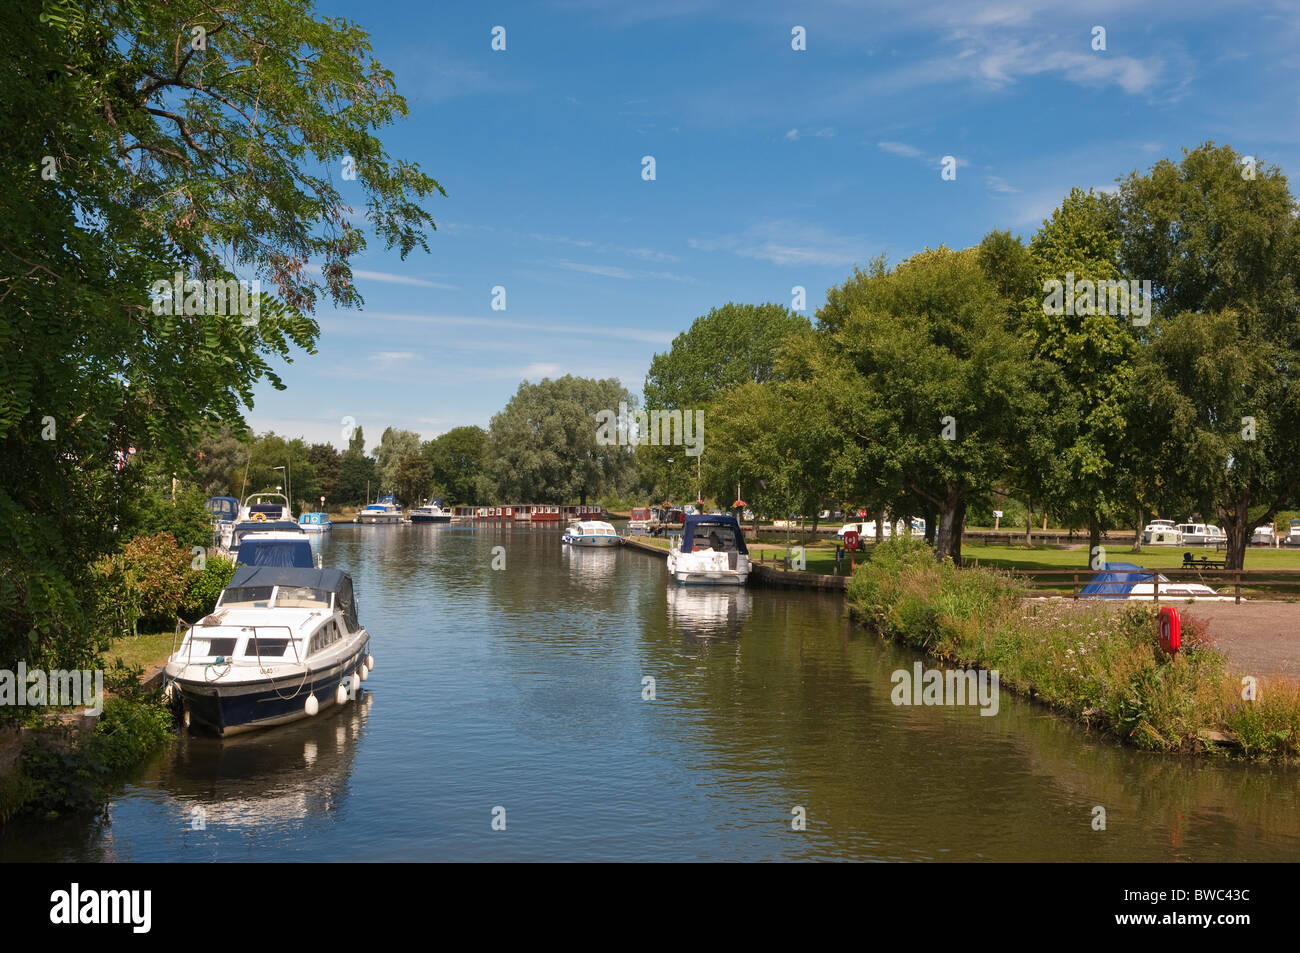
[642,302,811,499]
[0,0,440,674]
[819,247,1033,562]
[1119,144,1300,569]
[374,427,421,494]
[479,377,635,504]
[1020,191,1138,562]
[421,425,486,504]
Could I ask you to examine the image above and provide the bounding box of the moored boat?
[357,495,404,524]
[1142,519,1182,546]
[666,514,750,585]
[298,511,332,533]
[207,496,239,550]
[165,565,374,736]
[562,520,621,547]
[239,492,292,523]
[410,498,452,523]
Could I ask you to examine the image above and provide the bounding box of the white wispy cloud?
[552,259,691,282]
[877,140,926,158]
[528,232,679,262]
[786,127,835,141]
[689,220,872,268]
[985,175,1020,194]
[305,264,459,290]
[329,310,674,345]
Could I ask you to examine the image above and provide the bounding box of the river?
[3,523,1298,861]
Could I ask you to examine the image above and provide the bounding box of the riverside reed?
[847,539,1300,760]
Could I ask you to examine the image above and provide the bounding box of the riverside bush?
[847,539,1296,759]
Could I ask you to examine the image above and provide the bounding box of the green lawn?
[105,629,176,671]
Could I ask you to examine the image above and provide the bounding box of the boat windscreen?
[275,586,331,608]
[219,586,275,608]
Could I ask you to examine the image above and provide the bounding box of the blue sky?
[247,0,1300,450]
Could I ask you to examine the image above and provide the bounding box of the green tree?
[0,0,440,676]
[818,248,1033,562]
[480,376,635,504]
[374,427,422,493]
[422,425,486,504]
[1021,192,1137,563]
[642,302,811,498]
[1119,144,1300,569]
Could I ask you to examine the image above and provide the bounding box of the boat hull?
[672,570,749,586]
[172,641,370,737]
[563,536,620,547]
[357,514,403,524]
[410,514,451,523]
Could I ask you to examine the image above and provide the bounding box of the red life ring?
[1158,606,1181,654]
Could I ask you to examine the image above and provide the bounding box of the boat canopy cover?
[206,496,239,520]
[227,565,358,629]
[1079,562,1156,599]
[299,512,330,524]
[680,514,748,555]
[232,520,304,544]
[237,537,314,568]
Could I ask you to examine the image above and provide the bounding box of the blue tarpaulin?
[1078,562,1156,599]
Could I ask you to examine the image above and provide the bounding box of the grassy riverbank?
[846,539,1300,761]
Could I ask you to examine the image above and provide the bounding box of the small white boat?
[1251,523,1276,546]
[298,512,332,533]
[410,498,452,523]
[1142,519,1182,545]
[562,520,621,547]
[357,495,403,524]
[1178,522,1225,547]
[1081,563,1235,602]
[166,565,373,736]
[1285,520,1300,547]
[666,514,750,585]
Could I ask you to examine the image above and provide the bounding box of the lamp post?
[273,464,291,515]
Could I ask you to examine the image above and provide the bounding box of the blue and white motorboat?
[207,496,239,550]
[298,511,332,533]
[166,565,374,736]
[410,498,452,523]
[357,495,404,524]
[561,520,621,547]
[237,532,317,568]
[239,492,292,523]
[666,514,750,585]
[226,519,305,560]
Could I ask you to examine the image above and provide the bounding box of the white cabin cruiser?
[562,520,621,547]
[666,514,750,586]
[357,495,403,524]
[239,492,292,523]
[1178,522,1226,547]
[1285,520,1300,547]
[166,565,373,736]
[1142,519,1182,545]
[1080,563,1234,602]
[410,498,452,523]
[1251,523,1276,546]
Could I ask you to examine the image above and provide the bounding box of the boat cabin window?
[275,586,331,609]
[190,636,238,657]
[308,620,342,655]
[219,586,275,608]
[243,636,289,658]
[692,524,740,552]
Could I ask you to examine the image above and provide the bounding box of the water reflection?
[561,545,619,586]
[665,584,752,641]
[159,690,372,831]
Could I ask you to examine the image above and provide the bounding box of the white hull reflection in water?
[665,584,752,640]
[562,544,620,585]
[167,690,373,832]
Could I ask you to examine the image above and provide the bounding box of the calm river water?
[4,523,1299,861]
